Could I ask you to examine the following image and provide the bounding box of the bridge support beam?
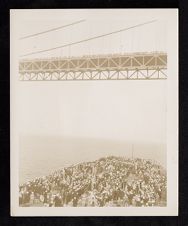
[19,52,167,81]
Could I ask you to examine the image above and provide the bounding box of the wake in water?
[19,156,167,207]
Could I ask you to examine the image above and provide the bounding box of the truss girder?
[19,69,167,81]
[19,52,167,81]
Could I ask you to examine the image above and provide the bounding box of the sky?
[17,80,167,144]
[14,9,167,143]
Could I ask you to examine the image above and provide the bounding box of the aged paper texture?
[10,9,178,216]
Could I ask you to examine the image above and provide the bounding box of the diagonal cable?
[20,20,157,57]
[20,19,86,40]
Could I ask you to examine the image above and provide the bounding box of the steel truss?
[19,52,167,81]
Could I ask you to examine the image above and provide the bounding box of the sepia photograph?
[10,9,178,216]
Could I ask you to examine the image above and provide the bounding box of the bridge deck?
[19,52,167,81]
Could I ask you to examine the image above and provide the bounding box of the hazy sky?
[18,80,167,144]
[13,9,168,144]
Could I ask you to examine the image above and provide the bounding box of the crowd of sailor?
[19,156,167,207]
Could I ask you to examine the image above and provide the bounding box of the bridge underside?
[19,52,167,81]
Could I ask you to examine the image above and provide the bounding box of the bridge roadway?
[19,52,167,81]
